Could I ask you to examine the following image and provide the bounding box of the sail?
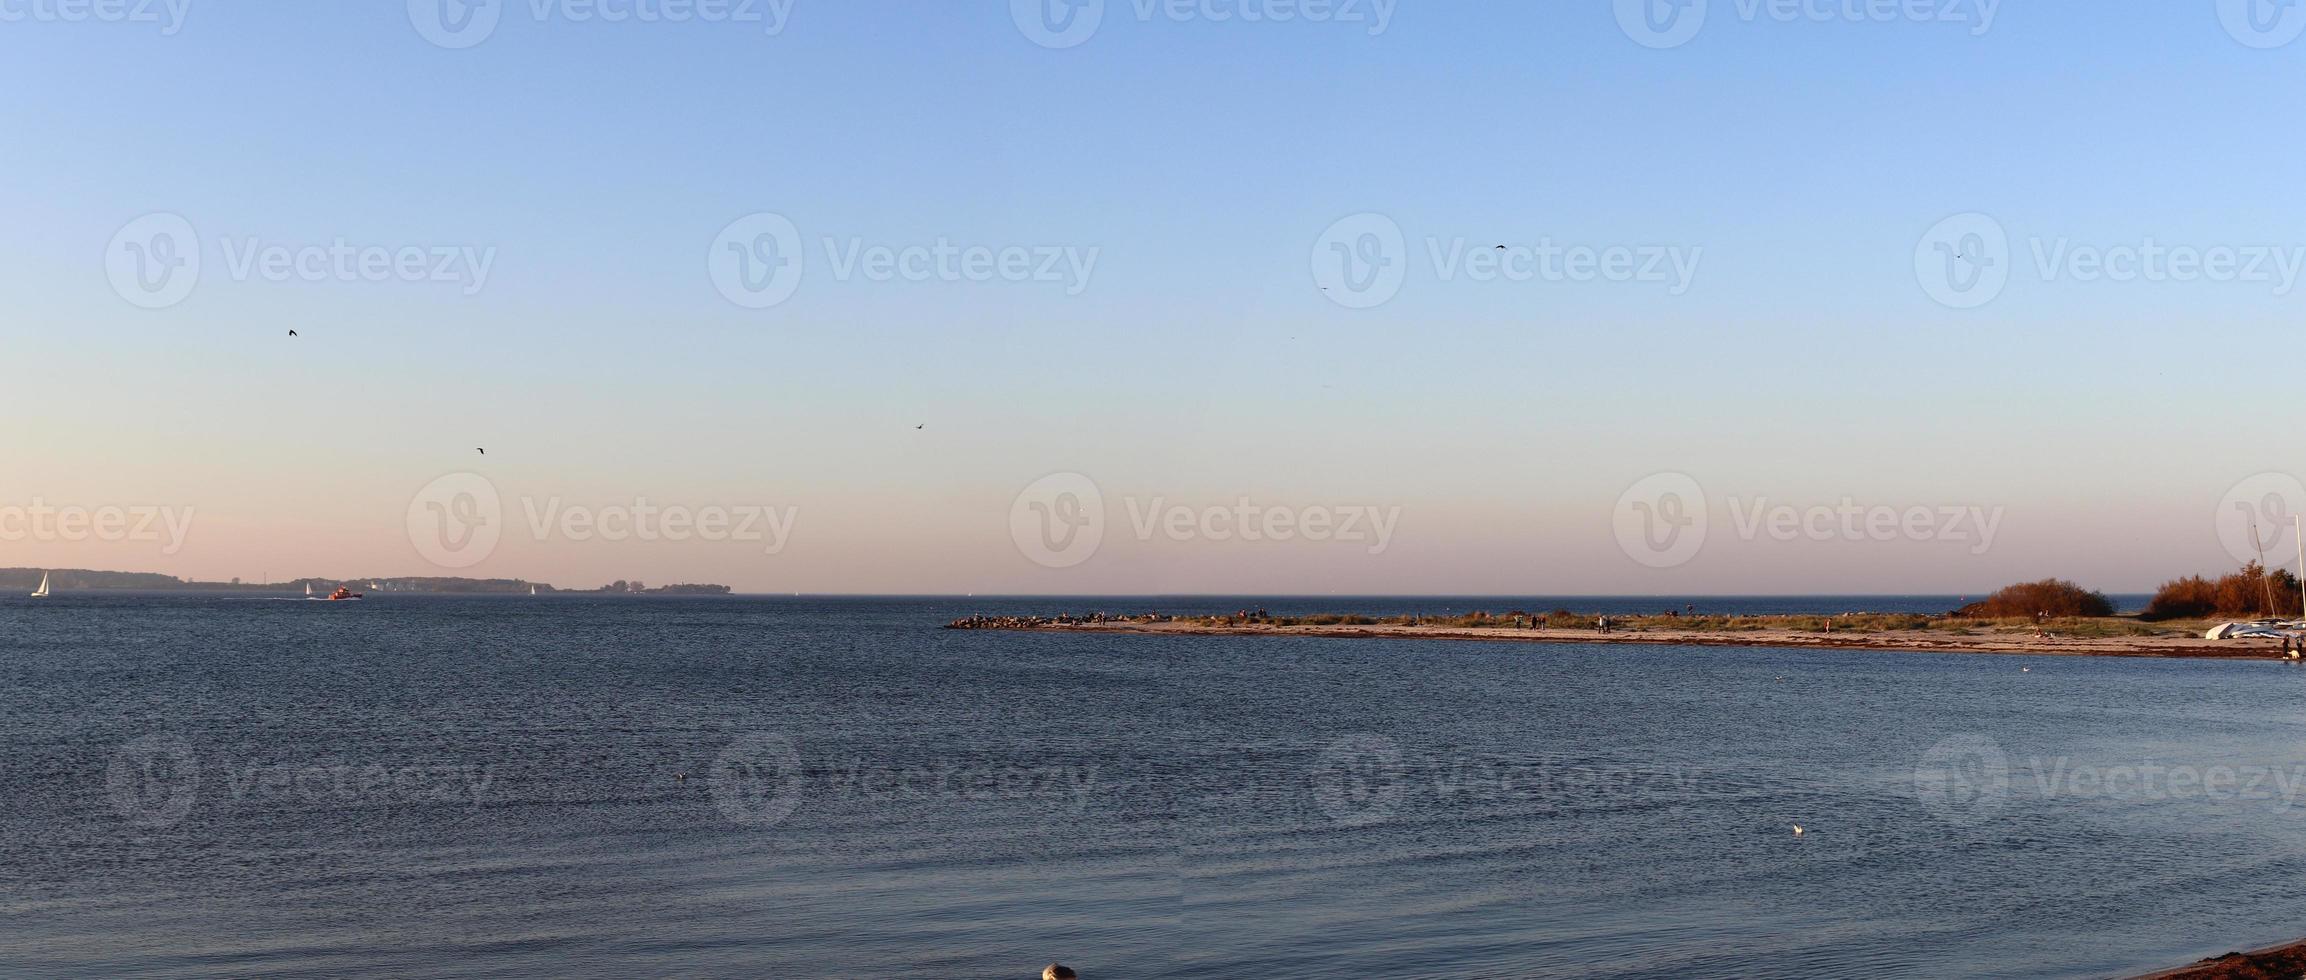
[31,572,49,597]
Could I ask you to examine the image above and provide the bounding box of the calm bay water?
[0,593,2294,978]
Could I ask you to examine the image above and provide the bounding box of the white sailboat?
[530,585,539,596]
[30,572,50,598]
[305,583,314,598]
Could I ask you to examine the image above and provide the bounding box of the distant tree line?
[2143,562,2303,621]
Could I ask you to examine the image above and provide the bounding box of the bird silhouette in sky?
[915,424,925,430]
[476,448,486,455]
[287,329,299,337]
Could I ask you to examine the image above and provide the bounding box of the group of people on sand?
[945,613,1167,630]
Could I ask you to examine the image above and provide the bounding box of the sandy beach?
[949,617,2287,660]
[2141,938,2306,978]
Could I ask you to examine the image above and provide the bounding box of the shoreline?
[2141,938,2306,978]
[948,617,2286,660]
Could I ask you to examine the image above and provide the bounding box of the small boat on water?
[30,572,50,598]
[305,583,314,598]
[325,586,364,602]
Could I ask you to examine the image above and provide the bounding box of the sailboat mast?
[2255,521,2279,615]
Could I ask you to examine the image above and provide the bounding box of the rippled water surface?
[1,593,2296,978]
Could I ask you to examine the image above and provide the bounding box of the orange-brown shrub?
[2145,562,2304,620]
[1954,579,2115,618]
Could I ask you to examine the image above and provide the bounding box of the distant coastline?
[0,568,730,596]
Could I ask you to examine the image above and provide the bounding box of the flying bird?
[1792,825,1805,836]
[287,329,299,337]
[915,424,925,430]
[476,448,486,455]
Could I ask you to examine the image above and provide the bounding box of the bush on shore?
[2143,562,2303,621]
[1954,579,2115,618]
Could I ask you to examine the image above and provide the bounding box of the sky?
[2,0,2303,595]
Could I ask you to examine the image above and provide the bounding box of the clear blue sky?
[2,3,2300,593]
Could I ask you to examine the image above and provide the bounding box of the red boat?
[326,586,364,601]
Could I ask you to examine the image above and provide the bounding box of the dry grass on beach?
[952,610,2275,659]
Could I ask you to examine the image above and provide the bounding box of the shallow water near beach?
[1,593,2298,978]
